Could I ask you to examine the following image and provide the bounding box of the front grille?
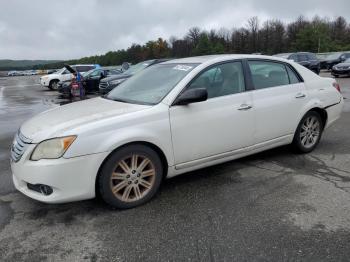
[99,82,109,89]
[11,131,32,162]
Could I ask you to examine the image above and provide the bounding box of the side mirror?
[174,88,208,106]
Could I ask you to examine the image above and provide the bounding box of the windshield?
[316,53,330,60]
[125,61,154,75]
[82,69,95,77]
[106,63,198,105]
[56,67,66,74]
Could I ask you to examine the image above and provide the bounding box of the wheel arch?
[49,79,59,85]
[94,141,169,197]
[308,107,328,128]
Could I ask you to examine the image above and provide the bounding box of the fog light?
[27,183,53,196]
[39,185,53,195]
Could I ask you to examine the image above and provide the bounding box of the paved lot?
[0,73,350,261]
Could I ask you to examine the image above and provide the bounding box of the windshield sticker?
[173,65,193,71]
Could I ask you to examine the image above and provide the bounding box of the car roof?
[161,54,292,65]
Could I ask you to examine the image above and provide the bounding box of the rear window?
[307,53,317,60]
[248,60,290,89]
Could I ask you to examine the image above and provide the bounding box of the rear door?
[247,60,307,144]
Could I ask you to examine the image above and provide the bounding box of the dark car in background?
[58,67,121,96]
[99,59,170,94]
[274,52,320,74]
[331,58,350,78]
[316,53,332,69]
[324,52,350,70]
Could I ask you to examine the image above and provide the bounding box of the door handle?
[295,93,306,98]
[238,104,253,111]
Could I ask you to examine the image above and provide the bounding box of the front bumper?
[11,145,110,203]
[40,78,49,87]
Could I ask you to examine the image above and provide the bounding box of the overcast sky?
[0,0,349,60]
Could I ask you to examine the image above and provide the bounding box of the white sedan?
[11,55,343,208]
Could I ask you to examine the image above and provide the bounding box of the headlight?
[110,79,125,85]
[30,136,76,161]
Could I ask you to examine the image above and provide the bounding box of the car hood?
[20,97,150,143]
[326,59,340,63]
[101,74,132,83]
[334,62,350,67]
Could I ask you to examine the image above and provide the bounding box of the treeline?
[39,16,350,69]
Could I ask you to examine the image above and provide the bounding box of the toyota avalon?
[11,55,343,208]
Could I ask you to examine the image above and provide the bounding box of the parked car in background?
[11,55,343,209]
[7,71,18,76]
[58,68,121,96]
[324,52,350,70]
[331,58,350,78]
[274,52,320,74]
[40,64,100,90]
[99,59,170,94]
[316,53,332,69]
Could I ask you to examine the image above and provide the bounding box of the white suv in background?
[40,64,99,90]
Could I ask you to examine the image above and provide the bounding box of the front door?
[169,61,255,165]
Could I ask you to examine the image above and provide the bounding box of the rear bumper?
[325,97,344,129]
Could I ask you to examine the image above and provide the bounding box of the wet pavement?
[0,74,350,261]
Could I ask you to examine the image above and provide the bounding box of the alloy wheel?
[300,116,320,149]
[110,154,156,203]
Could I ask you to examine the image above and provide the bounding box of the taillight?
[333,82,341,93]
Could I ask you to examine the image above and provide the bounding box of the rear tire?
[48,80,59,90]
[98,144,163,209]
[292,111,323,153]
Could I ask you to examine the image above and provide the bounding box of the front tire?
[49,80,59,90]
[292,111,323,153]
[98,144,163,209]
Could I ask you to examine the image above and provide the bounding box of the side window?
[188,62,245,99]
[248,61,290,89]
[286,66,300,84]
